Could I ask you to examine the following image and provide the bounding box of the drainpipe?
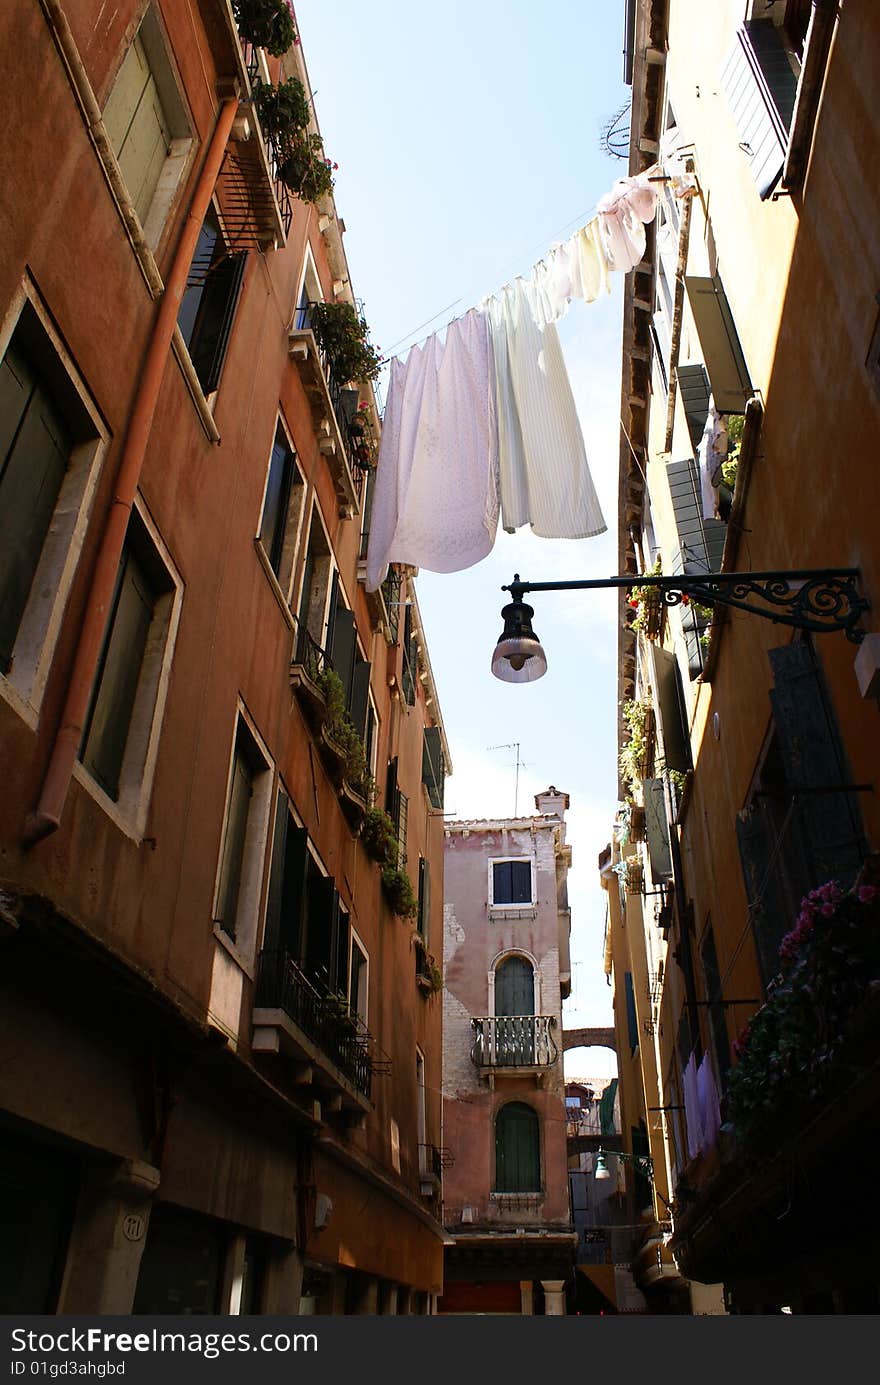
[23,94,240,847]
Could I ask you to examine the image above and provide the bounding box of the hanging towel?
[696,1052,722,1153]
[532,236,587,327]
[576,220,612,303]
[485,278,606,540]
[597,173,659,272]
[682,1052,702,1160]
[365,309,499,592]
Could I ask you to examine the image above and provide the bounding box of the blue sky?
[295,1,632,1076]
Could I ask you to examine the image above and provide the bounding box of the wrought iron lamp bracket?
[504,570,869,644]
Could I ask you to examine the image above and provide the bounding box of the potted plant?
[626,557,664,640]
[308,302,382,384]
[232,0,298,57]
[360,807,398,867]
[252,75,310,140]
[381,865,418,919]
[278,130,336,203]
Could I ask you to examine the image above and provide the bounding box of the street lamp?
[594,1149,653,1181]
[491,569,869,682]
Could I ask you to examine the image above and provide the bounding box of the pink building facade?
[439,788,577,1314]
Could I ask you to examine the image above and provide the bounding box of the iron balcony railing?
[256,948,373,1099]
[293,625,331,683]
[470,1015,559,1069]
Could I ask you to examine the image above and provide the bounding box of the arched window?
[494,1102,541,1192]
[494,955,535,1016]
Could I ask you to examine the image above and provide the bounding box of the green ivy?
[381,865,418,919]
[360,807,398,867]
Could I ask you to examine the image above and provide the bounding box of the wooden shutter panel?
[684,277,752,412]
[305,873,337,990]
[330,606,357,702]
[495,1103,540,1193]
[666,457,719,676]
[80,549,155,799]
[103,34,172,225]
[214,746,253,938]
[0,345,71,673]
[495,957,535,1016]
[644,777,673,880]
[720,20,798,199]
[422,726,444,809]
[417,857,431,942]
[676,363,711,449]
[334,904,350,999]
[768,642,865,889]
[349,658,371,740]
[262,789,291,953]
[624,972,639,1055]
[650,646,691,773]
[731,797,792,991]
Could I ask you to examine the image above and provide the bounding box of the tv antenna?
[487,742,529,816]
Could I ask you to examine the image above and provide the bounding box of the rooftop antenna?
[487,742,528,816]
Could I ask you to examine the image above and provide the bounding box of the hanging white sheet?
[486,277,606,540]
[365,308,499,592]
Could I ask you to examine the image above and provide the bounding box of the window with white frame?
[102,5,193,248]
[489,857,534,907]
[0,290,107,721]
[213,710,273,962]
[77,502,183,836]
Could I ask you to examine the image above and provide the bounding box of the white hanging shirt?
[485,278,606,540]
[597,173,659,272]
[365,309,499,592]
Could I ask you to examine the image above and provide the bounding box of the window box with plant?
[381,864,418,920]
[359,806,398,867]
[626,557,665,641]
[619,699,655,796]
[313,667,374,818]
[308,302,382,386]
[727,873,880,1162]
[414,934,443,997]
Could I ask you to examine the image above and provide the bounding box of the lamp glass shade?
[594,1153,611,1181]
[491,596,548,683]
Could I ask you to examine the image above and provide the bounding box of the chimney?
[534,785,569,818]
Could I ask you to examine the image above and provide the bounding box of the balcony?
[253,948,375,1111]
[289,626,331,719]
[418,1143,453,1198]
[215,38,292,250]
[288,305,363,518]
[471,1015,559,1072]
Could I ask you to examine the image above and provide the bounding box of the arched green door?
[494,956,534,1015]
[494,1102,541,1192]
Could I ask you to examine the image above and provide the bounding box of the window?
[257,419,305,593]
[494,956,535,1016]
[213,714,272,952]
[421,726,445,809]
[262,789,361,1002]
[76,506,182,834]
[491,858,533,906]
[102,6,192,247]
[79,507,181,826]
[133,1207,223,1315]
[177,208,246,396]
[295,509,333,663]
[700,919,730,1084]
[385,758,407,867]
[736,641,865,986]
[0,294,105,716]
[494,1102,541,1193]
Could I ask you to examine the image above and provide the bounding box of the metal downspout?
[23,95,240,846]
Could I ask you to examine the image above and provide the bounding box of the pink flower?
[821,902,836,918]
[858,885,877,903]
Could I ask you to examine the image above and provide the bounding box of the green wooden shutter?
[422,726,444,809]
[700,923,730,1081]
[651,646,692,773]
[102,33,172,225]
[259,429,295,577]
[262,789,291,953]
[684,276,752,412]
[495,957,534,1016]
[214,745,253,939]
[720,20,799,199]
[735,796,799,986]
[0,343,71,672]
[643,777,673,880]
[495,1103,540,1193]
[624,972,639,1055]
[667,457,720,677]
[305,872,337,991]
[349,658,371,739]
[417,857,430,942]
[676,362,711,449]
[330,606,357,705]
[334,903,350,999]
[768,642,865,888]
[80,548,155,799]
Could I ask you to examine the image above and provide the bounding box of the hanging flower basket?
[277,133,335,203]
[308,302,382,384]
[232,0,298,57]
